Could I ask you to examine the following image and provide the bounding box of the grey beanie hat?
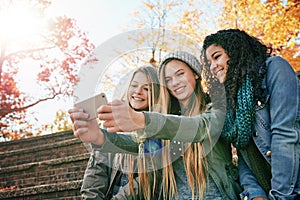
[158,51,202,78]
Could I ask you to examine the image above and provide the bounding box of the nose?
[210,61,217,73]
[168,77,180,88]
[135,86,143,93]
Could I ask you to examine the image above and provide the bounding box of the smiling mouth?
[215,69,224,76]
[174,86,185,94]
[132,96,144,101]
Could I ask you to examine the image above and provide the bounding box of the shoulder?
[265,56,296,78]
[266,56,288,64]
[266,56,293,72]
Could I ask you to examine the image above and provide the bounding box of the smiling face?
[127,71,150,111]
[164,59,198,107]
[205,44,230,83]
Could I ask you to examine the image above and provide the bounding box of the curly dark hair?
[201,29,272,112]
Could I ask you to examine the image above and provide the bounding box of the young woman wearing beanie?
[151,50,240,199]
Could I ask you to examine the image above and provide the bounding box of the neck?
[179,99,189,108]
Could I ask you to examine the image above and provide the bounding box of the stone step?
[0,180,82,200]
[0,138,89,168]
[0,153,89,189]
[0,130,75,152]
[0,130,91,199]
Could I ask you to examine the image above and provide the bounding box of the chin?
[177,93,189,100]
[132,104,146,110]
[216,76,225,83]
[220,78,226,83]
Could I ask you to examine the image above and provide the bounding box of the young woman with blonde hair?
[69,65,161,199]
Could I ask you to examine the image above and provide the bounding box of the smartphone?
[74,93,108,120]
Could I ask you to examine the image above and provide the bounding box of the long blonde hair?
[121,65,160,199]
[158,58,211,200]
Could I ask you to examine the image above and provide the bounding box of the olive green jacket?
[90,107,242,199]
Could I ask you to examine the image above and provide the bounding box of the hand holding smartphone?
[74,93,108,120]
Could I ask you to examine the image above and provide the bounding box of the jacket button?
[254,132,259,137]
[266,151,271,157]
[257,101,262,106]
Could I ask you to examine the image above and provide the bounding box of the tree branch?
[4,46,56,60]
[0,93,60,118]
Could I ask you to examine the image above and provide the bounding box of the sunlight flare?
[0,2,44,46]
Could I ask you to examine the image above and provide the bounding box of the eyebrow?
[176,68,184,73]
[165,68,184,78]
[211,50,221,57]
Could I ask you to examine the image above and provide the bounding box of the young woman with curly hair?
[201,29,300,200]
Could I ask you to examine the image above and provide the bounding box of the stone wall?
[0,130,89,199]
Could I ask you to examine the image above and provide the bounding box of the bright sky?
[26,0,143,128]
[48,0,142,47]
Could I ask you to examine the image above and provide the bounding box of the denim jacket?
[239,56,300,200]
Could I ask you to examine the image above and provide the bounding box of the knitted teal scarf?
[221,75,255,149]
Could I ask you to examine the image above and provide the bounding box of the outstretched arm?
[98,80,226,143]
[98,100,225,145]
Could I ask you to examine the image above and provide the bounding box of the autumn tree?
[131,0,182,64]
[172,0,222,44]
[139,0,299,71]
[0,0,94,140]
[219,0,300,71]
[49,110,72,133]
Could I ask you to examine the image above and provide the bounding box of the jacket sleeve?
[143,107,225,142]
[141,80,226,143]
[91,80,226,153]
[81,150,113,200]
[265,56,300,198]
[92,107,225,155]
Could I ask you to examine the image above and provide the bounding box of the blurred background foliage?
[0,0,299,141]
